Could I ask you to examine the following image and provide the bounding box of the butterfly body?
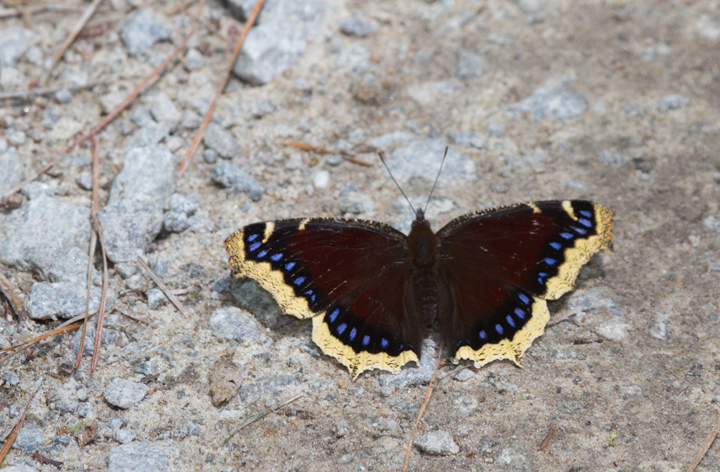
[225,200,613,379]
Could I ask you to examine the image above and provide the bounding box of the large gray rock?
[387,140,477,183]
[0,27,37,67]
[232,20,307,85]
[108,441,172,472]
[120,9,171,56]
[104,378,149,409]
[0,192,91,279]
[508,74,587,121]
[11,426,45,451]
[97,145,176,263]
[0,148,26,195]
[209,306,262,342]
[202,123,239,159]
[210,160,264,201]
[26,247,117,320]
[223,0,326,28]
[414,430,459,455]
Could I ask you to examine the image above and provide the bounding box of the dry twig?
[222,393,304,446]
[0,80,105,101]
[401,341,445,472]
[167,0,199,15]
[540,424,557,451]
[41,0,104,85]
[685,409,720,472]
[136,257,188,317]
[281,140,373,166]
[0,379,43,463]
[0,3,83,19]
[177,0,266,175]
[0,30,194,201]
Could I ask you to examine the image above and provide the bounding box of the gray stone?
[448,130,486,148]
[453,368,475,382]
[108,441,171,472]
[703,215,720,234]
[596,320,629,341]
[378,341,437,388]
[149,93,181,129]
[597,150,631,165]
[6,129,26,146]
[0,27,37,67]
[508,74,587,121]
[11,426,45,451]
[655,94,688,113]
[496,446,532,470]
[456,52,491,79]
[387,140,476,183]
[115,428,136,444]
[340,16,375,37]
[204,149,219,163]
[210,161,264,201]
[414,430,459,455]
[73,323,118,356]
[78,403,93,418]
[0,193,91,278]
[147,288,167,310]
[55,395,79,413]
[0,467,39,472]
[135,359,159,376]
[249,99,277,119]
[452,394,479,416]
[184,48,204,71]
[55,88,72,104]
[131,106,155,127]
[116,263,138,279]
[238,374,299,405]
[124,122,170,150]
[76,171,93,190]
[224,0,325,28]
[163,211,190,233]
[26,247,117,320]
[8,404,21,417]
[209,306,262,342]
[0,335,10,349]
[650,313,671,341]
[2,371,20,386]
[203,123,239,159]
[120,9,172,56]
[97,145,176,263]
[487,32,513,45]
[104,378,149,409]
[232,20,307,85]
[169,193,197,215]
[621,105,645,117]
[229,277,281,327]
[0,148,26,195]
[55,434,72,446]
[367,131,415,150]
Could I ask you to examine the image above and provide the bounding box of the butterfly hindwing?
[225,218,422,378]
[436,200,613,367]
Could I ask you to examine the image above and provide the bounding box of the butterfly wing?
[225,218,422,378]
[435,200,613,367]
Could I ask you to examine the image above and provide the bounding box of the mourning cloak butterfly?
[225,187,613,379]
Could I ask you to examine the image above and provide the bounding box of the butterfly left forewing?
[436,200,613,368]
[225,218,422,378]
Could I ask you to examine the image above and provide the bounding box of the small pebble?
[340,16,375,37]
[184,48,204,71]
[104,378,149,409]
[54,88,72,104]
[147,288,167,310]
[204,149,219,163]
[313,170,330,189]
[209,306,262,342]
[414,430,459,455]
[655,94,689,112]
[76,171,93,190]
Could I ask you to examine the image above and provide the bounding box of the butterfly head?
[412,208,427,227]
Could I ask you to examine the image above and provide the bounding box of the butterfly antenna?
[424,146,448,214]
[378,151,416,214]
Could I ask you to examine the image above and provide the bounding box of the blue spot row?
[514,308,525,319]
[271,253,283,261]
[293,276,306,286]
[579,210,592,218]
[329,308,340,323]
[518,293,530,305]
[257,249,268,258]
[362,335,370,346]
[549,242,562,250]
[247,234,259,242]
[560,232,573,240]
[544,257,557,266]
[572,226,587,235]
[578,218,592,228]
[285,262,295,271]
[538,272,548,285]
[249,241,261,252]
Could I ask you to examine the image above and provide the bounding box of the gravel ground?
[1,0,720,471]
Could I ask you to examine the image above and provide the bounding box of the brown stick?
[177,0,266,175]
[0,3,84,19]
[136,257,188,317]
[167,0,198,15]
[0,30,194,201]
[41,0,104,85]
[281,140,374,167]
[539,424,557,450]
[0,380,43,462]
[685,410,720,472]
[89,137,110,374]
[0,322,83,356]
[0,80,106,101]
[0,272,28,323]
[76,136,101,369]
[401,341,445,472]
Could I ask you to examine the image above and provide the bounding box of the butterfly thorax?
[406,210,439,269]
[406,210,440,324]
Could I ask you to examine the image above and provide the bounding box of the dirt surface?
[2,0,720,471]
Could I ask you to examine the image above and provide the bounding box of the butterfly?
[225,159,613,379]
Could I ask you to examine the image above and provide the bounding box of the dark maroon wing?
[435,200,614,367]
[225,218,422,378]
